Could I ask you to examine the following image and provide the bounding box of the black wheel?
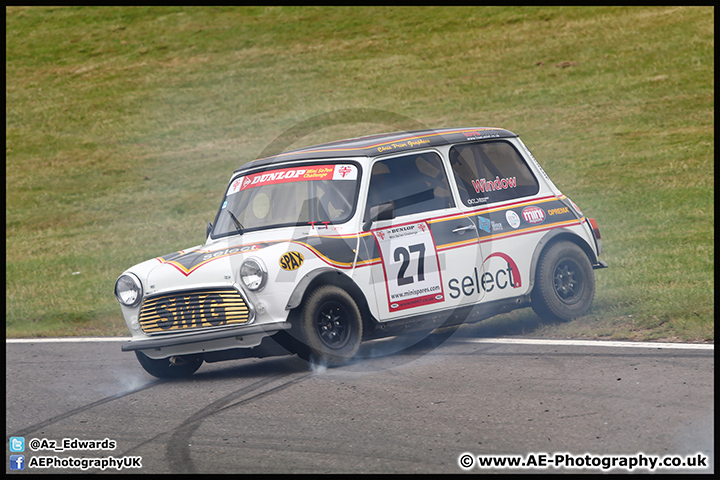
[531,241,595,322]
[135,351,203,379]
[296,285,362,366]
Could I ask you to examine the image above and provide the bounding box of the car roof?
[236,127,517,173]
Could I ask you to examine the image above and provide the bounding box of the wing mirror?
[362,202,395,232]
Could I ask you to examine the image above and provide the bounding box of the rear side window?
[450,141,539,206]
[365,152,454,219]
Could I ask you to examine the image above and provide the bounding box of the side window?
[365,152,454,219]
[450,141,539,206]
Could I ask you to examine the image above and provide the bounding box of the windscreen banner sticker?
[372,222,444,312]
[227,164,357,195]
[227,176,244,196]
[331,164,358,180]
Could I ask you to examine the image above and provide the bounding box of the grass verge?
[6,6,713,342]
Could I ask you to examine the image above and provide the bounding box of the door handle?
[452,225,476,235]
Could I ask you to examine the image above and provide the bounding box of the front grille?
[138,288,251,335]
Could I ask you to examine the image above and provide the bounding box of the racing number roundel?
[372,222,444,312]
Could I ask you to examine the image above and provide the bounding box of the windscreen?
[212,163,360,237]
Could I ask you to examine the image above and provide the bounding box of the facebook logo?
[9,455,25,470]
[9,437,25,452]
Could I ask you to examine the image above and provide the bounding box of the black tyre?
[296,285,362,366]
[531,241,595,322]
[135,351,203,379]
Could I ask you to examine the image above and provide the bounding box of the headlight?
[240,257,267,291]
[114,273,143,307]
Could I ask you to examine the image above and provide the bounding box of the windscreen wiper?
[227,210,244,235]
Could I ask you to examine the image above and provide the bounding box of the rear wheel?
[135,351,203,379]
[296,285,362,366]
[531,241,595,322]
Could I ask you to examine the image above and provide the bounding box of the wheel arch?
[527,229,598,293]
[285,268,376,336]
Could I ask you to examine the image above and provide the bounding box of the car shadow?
[184,311,557,379]
[353,310,559,362]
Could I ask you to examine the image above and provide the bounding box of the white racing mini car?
[115,127,607,378]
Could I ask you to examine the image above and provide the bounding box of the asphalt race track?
[6,329,714,474]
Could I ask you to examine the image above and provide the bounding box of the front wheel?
[531,241,595,322]
[296,285,363,367]
[135,351,203,379]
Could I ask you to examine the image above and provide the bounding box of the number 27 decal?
[394,243,425,286]
[373,222,444,312]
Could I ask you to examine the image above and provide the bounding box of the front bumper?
[121,322,291,352]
